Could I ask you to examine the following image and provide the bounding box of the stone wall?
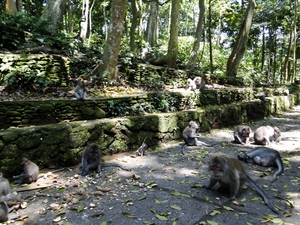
[0,54,69,89]
[0,89,255,129]
[0,95,295,176]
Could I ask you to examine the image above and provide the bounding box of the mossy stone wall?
[0,95,295,176]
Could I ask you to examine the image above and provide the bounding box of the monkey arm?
[234,134,246,144]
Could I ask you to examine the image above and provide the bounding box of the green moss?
[16,133,41,149]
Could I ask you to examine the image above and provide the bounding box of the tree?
[145,0,159,47]
[88,0,127,82]
[79,0,89,42]
[167,0,181,68]
[42,0,67,33]
[6,0,18,14]
[226,0,256,77]
[187,0,205,70]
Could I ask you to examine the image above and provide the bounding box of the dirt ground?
[5,106,300,225]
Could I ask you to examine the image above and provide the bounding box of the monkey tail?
[271,158,284,183]
[181,144,187,155]
[247,175,277,213]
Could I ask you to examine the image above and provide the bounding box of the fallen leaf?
[155,214,168,221]
[170,205,181,210]
[223,206,234,211]
[210,210,221,216]
[122,211,136,218]
[77,205,84,212]
[207,220,219,225]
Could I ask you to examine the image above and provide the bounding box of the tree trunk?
[187,0,205,70]
[130,0,138,52]
[145,0,158,47]
[167,0,181,68]
[226,0,256,77]
[88,0,127,82]
[6,0,17,14]
[79,0,89,41]
[42,0,67,34]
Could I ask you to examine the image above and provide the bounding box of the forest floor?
[7,106,300,225]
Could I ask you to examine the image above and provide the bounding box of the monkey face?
[209,159,224,178]
[242,127,251,137]
[189,121,199,130]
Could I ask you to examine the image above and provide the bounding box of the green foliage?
[2,67,50,91]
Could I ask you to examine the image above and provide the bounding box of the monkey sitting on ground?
[233,125,252,145]
[254,126,281,145]
[13,157,39,184]
[74,80,87,100]
[0,201,8,223]
[238,148,283,183]
[204,155,277,213]
[0,173,10,197]
[181,121,212,154]
[136,137,147,156]
[81,143,131,176]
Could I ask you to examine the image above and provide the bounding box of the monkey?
[254,126,281,145]
[186,78,197,91]
[204,156,277,213]
[181,121,212,154]
[238,148,284,183]
[193,77,206,90]
[0,201,8,223]
[13,157,39,184]
[136,137,147,156]
[74,80,87,100]
[0,173,10,197]
[257,91,267,101]
[186,77,205,91]
[233,125,252,145]
[81,143,131,176]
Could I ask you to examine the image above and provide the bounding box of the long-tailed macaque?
[238,148,283,183]
[193,77,205,90]
[204,156,277,213]
[81,143,130,176]
[0,201,8,223]
[186,78,197,91]
[186,77,205,91]
[13,157,39,184]
[0,173,10,197]
[74,80,87,100]
[254,126,281,145]
[233,125,252,145]
[136,137,147,156]
[181,121,212,154]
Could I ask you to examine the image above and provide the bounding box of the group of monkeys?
[182,121,284,213]
[0,122,284,221]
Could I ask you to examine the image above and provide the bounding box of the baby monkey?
[233,125,252,145]
[254,126,281,145]
[181,121,212,154]
[204,155,277,213]
[238,148,283,183]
